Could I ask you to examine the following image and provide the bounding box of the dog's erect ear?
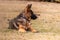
[26,4,32,9]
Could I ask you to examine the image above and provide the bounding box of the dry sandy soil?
[0,1,60,40]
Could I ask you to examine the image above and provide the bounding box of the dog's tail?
[7,19,18,29]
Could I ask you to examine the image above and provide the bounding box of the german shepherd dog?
[8,4,38,32]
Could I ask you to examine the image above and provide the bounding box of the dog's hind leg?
[18,24,26,32]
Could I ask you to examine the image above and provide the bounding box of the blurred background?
[0,0,60,3]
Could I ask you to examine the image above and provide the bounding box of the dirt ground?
[0,1,60,40]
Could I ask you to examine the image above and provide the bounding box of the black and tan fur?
[8,4,38,32]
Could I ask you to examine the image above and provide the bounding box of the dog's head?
[27,4,37,20]
[24,4,38,20]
